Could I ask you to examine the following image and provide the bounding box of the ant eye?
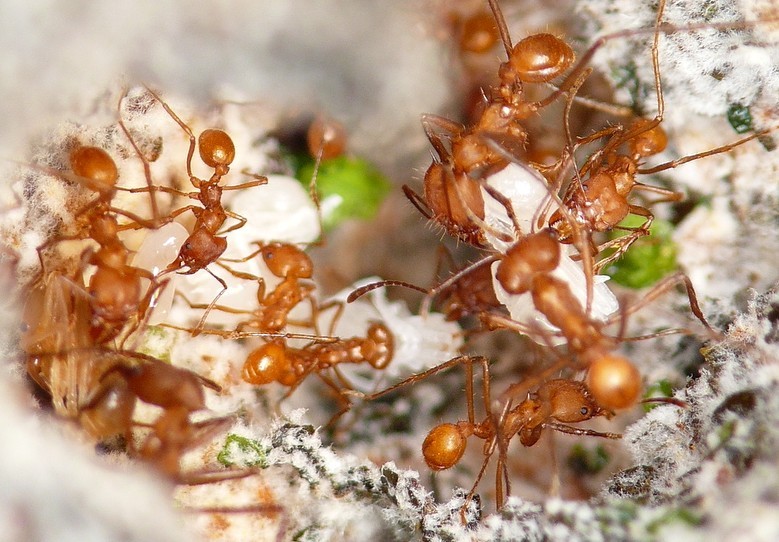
[580,407,589,415]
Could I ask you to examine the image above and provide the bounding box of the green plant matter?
[295,155,391,230]
[605,216,677,289]
[217,434,268,468]
[727,104,753,134]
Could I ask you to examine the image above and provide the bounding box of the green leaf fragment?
[217,434,268,468]
[727,104,753,134]
[605,215,677,289]
[647,507,702,534]
[295,155,391,230]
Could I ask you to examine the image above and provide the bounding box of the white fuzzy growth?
[0,378,186,542]
[576,0,779,124]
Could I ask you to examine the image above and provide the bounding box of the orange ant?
[485,226,718,410]
[240,322,393,419]
[359,355,618,509]
[21,271,257,485]
[31,144,164,345]
[540,0,779,272]
[404,0,630,247]
[121,88,268,330]
[199,241,318,334]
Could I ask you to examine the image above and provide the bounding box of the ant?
[485,226,716,410]
[201,241,317,334]
[240,322,394,420]
[357,355,619,509]
[120,87,269,330]
[32,144,164,345]
[403,0,580,246]
[21,271,257,485]
[544,0,779,272]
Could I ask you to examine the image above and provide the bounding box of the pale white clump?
[481,162,618,341]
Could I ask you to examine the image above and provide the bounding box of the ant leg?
[606,270,715,334]
[347,280,428,304]
[638,128,775,175]
[421,114,465,147]
[213,259,261,281]
[222,177,269,192]
[317,370,358,428]
[220,209,250,235]
[159,322,333,342]
[316,298,344,336]
[143,86,198,182]
[542,422,621,440]
[190,267,229,336]
[117,93,161,223]
[357,355,488,402]
[561,66,595,193]
[109,206,163,231]
[631,183,684,203]
[175,288,256,317]
[589,205,654,272]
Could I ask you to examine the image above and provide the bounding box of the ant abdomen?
[261,242,313,279]
[422,422,469,471]
[69,146,119,191]
[242,341,295,387]
[585,354,642,411]
[507,33,575,83]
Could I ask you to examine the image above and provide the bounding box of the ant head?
[242,341,291,386]
[507,33,574,83]
[69,146,119,193]
[261,242,313,279]
[495,230,561,294]
[307,115,347,160]
[541,379,609,423]
[198,129,235,172]
[422,423,468,470]
[586,354,642,411]
[628,118,668,158]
